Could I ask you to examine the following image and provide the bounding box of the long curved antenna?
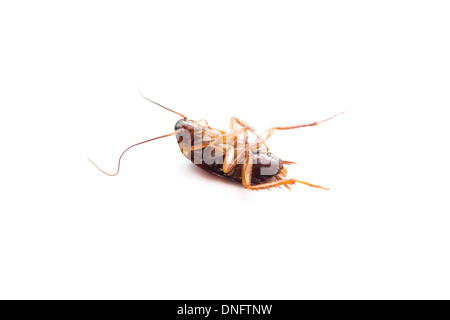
[317,111,345,124]
[139,88,187,120]
[88,130,180,176]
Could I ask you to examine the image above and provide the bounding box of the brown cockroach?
[89,93,343,190]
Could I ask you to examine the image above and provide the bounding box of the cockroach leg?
[218,124,327,190]
[240,135,329,191]
[243,168,328,190]
[241,129,252,186]
[220,127,247,141]
[191,141,215,151]
[294,179,329,190]
[198,119,210,126]
[278,170,287,177]
[230,117,269,151]
[222,124,275,174]
[260,112,345,141]
[222,139,263,174]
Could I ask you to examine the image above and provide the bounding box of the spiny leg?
[224,120,306,175]
[223,123,277,173]
[245,177,329,191]
[223,139,265,174]
[240,138,329,190]
[221,127,251,174]
[190,127,247,151]
[198,119,210,127]
[212,123,329,190]
[191,140,215,151]
[221,116,292,174]
[230,117,269,150]
[196,119,227,135]
[240,139,311,190]
[226,112,344,172]
[187,126,250,173]
[294,179,329,190]
[223,132,275,174]
[260,112,345,141]
[210,125,267,174]
[209,126,247,163]
[241,128,252,187]
[243,112,343,189]
[242,164,329,190]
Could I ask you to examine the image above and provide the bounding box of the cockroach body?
[89,93,343,191]
[174,119,285,187]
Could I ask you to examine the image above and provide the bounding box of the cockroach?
[89,93,343,190]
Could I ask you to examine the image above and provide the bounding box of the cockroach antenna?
[88,130,180,176]
[138,88,187,120]
[89,86,186,176]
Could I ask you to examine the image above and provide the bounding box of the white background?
[1,1,449,299]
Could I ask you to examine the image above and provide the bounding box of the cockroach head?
[174,119,184,130]
[174,119,196,131]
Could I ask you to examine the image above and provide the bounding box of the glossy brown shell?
[175,119,283,185]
